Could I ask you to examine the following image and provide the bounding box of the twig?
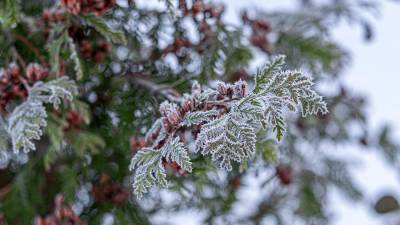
[13,33,47,65]
[9,46,31,91]
[128,73,182,102]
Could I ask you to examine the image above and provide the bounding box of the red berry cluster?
[92,175,129,205]
[0,213,5,225]
[275,164,293,185]
[34,194,86,225]
[0,63,48,111]
[42,9,66,25]
[61,0,116,16]
[179,0,225,19]
[228,177,241,190]
[81,40,112,64]
[242,12,272,54]
[64,110,85,131]
[130,137,147,153]
[26,63,50,82]
[163,0,225,59]
[69,25,112,64]
[162,37,191,56]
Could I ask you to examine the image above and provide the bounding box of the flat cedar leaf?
[254,55,286,94]
[129,149,166,198]
[256,139,277,162]
[7,101,47,153]
[130,137,192,198]
[161,137,192,172]
[195,113,257,171]
[29,76,78,109]
[180,110,218,126]
[6,77,78,153]
[81,14,127,44]
[47,31,68,75]
[0,0,20,28]
[67,131,105,156]
[0,116,9,151]
[66,36,84,80]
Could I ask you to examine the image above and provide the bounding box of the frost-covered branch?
[1,77,78,153]
[130,55,328,197]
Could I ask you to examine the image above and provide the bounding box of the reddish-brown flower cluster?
[130,137,147,153]
[242,12,272,54]
[64,110,85,131]
[0,63,49,111]
[92,175,129,205]
[80,40,112,64]
[156,80,247,135]
[179,0,225,19]
[34,194,86,225]
[68,25,112,64]
[26,63,50,82]
[42,9,66,25]
[228,177,241,190]
[0,213,6,225]
[162,37,192,56]
[275,164,293,185]
[61,0,116,16]
[164,0,225,58]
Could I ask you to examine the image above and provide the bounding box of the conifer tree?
[0,0,398,225]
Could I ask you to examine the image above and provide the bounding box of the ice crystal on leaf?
[2,77,78,153]
[130,54,328,197]
[29,76,78,110]
[129,137,192,198]
[180,110,219,127]
[195,111,256,171]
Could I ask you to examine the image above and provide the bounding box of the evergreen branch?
[66,36,84,80]
[130,137,192,198]
[130,54,328,197]
[0,0,20,28]
[81,14,127,44]
[47,31,69,75]
[180,110,219,127]
[254,55,286,94]
[5,77,78,153]
[29,77,78,110]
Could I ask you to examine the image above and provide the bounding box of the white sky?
[330,1,400,224]
[135,0,400,224]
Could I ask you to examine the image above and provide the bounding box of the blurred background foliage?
[0,0,399,224]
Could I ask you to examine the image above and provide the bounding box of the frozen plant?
[0,77,78,153]
[130,55,328,197]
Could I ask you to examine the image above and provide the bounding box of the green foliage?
[130,137,192,198]
[129,148,167,198]
[7,101,47,153]
[254,55,286,94]
[67,131,105,156]
[81,14,127,44]
[0,0,20,28]
[195,113,257,171]
[47,31,69,76]
[180,110,218,126]
[5,77,78,153]
[66,35,84,80]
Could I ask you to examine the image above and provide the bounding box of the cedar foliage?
[0,0,399,225]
